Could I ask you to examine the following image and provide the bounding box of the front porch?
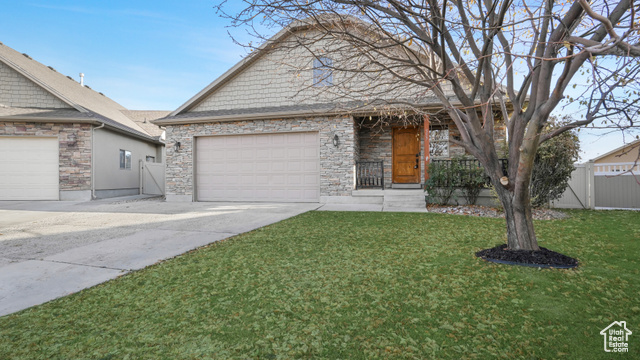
[353,115,464,191]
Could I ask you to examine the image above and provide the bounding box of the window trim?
[313,57,333,87]
[429,126,450,158]
[119,149,132,170]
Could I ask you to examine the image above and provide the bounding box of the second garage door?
[196,132,320,202]
[0,137,59,200]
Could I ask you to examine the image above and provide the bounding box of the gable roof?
[0,41,162,143]
[166,22,308,118]
[155,17,449,125]
[591,139,640,162]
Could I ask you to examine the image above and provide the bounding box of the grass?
[0,210,639,359]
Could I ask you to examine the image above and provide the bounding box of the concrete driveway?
[0,197,320,317]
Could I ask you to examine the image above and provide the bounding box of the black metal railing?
[356,161,385,189]
[428,158,508,187]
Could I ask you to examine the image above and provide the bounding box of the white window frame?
[120,149,132,170]
[313,57,333,87]
[429,126,449,158]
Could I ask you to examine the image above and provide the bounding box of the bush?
[424,161,459,205]
[460,164,487,205]
[530,129,580,207]
[425,157,488,205]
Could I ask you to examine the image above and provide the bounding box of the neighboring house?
[553,140,640,209]
[0,42,165,201]
[591,139,640,174]
[154,20,505,203]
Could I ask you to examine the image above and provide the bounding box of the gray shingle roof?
[0,42,159,142]
[154,98,446,125]
[120,110,170,137]
[0,106,96,120]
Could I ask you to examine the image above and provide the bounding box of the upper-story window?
[429,126,449,158]
[313,57,333,87]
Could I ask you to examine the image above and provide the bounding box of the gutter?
[153,103,455,126]
[0,116,100,124]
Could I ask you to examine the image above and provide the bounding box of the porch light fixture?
[175,141,181,151]
[67,132,77,147]
[332,134,340,147]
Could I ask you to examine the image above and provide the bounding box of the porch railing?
[429,158,508,187]
[356,161,384,189]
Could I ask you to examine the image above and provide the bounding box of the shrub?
[424,160,459,205]
[425,157,488,205]
[460,164,487,205]
[530,129,580,207]
[497,116,580,208]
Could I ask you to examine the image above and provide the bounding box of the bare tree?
[218,0,640,251]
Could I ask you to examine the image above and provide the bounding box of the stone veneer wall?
[357,118,507,187]
[357,122,426,187]
[0,122,92,190]
[165,116,357,200]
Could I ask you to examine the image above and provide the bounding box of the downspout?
[91,123,105,199]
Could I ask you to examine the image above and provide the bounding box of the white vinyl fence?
[552,161,640,209]
[139,161,165,196]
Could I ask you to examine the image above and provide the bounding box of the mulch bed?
[476,244,579,269]
[426,204,569,220]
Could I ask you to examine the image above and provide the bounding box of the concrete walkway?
[0,197,320,317]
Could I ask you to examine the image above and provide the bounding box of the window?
[313,57,333,87]
[429,126,449,158]
[119,150,132,169]
[146,156,155,162]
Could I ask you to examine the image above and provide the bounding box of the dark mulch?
[476,244,579,269]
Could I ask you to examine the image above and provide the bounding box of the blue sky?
[1,1,248,110]
[1,1,633,160]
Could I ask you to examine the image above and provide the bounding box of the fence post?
[586,160,595,209]
[139,160,144,196]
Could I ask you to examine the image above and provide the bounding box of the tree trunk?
[493,182,540,251]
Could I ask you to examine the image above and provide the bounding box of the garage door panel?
[196,132,319,202]
[0,137,59,200]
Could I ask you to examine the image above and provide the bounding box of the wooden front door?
[392,127,421,183]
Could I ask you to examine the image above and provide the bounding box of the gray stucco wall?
[93,129,160,193]
[164,116,357,201]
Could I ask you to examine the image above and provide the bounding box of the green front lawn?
[1,210,638,359]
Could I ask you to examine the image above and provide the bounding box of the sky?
[0,1,635,161]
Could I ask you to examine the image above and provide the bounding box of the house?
[553,140,640,209]
[0,42,165,201]
[154,20,505,203]
[591,139,640,175]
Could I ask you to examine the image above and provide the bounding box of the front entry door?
[392,127,421,183]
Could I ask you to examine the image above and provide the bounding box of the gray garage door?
[0,137,59,200]
[195,132,320,202]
